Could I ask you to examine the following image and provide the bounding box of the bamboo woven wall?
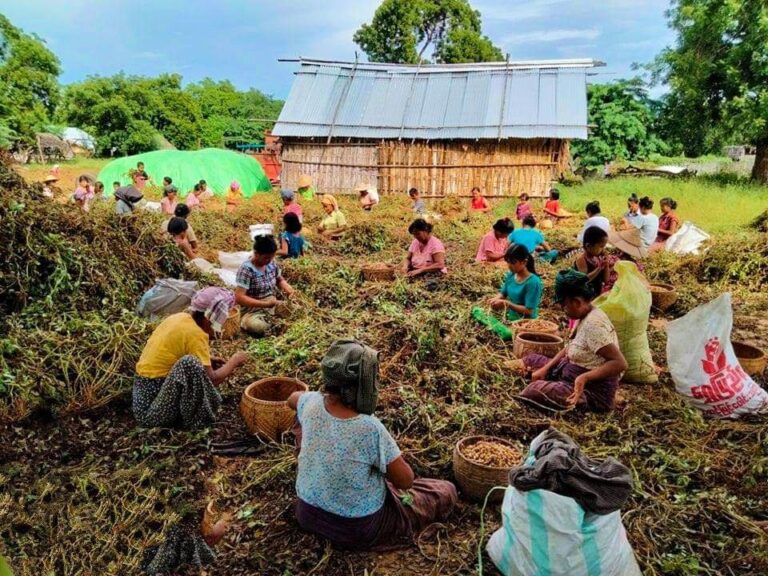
[378,139,568,197]
[280,142,378,195]
[279,138,569,197]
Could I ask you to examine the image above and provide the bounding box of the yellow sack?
[593,261,657,383]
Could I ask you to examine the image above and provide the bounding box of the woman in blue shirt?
[287,340,457,550]
[508,215,559,263]
[277,212,305,258]
[489,244,544,320]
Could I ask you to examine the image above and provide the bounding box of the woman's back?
[508,228,544,253]
[296,392,400,518]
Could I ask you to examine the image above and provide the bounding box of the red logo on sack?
[692,337,748,404]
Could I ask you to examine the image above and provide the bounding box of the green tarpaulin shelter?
[97,148,272,197]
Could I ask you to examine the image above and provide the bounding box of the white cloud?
[476,0,569,23]
[503,28,601,45]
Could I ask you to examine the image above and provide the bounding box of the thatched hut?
[273,58,601,197]
[35,133,74,163]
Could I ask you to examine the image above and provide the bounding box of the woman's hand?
[530,367,548,381]
[406,268,422,277]
[230,351,249,367]
[489,297,506,311]
[566,374,588,406]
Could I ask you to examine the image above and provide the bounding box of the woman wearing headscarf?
[226,181,243,213]
[132,287,249,429]
[114,172,145,215]
[281,188,303,222]
[517,270,627,413]
[287,340,457,550]
[318,194,348,238]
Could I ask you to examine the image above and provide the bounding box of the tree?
[571,79,668,167]
[354,0,502,64]
[184,79,283,148]
[59,74,203,154]
[0,15,61,146]
[651,1,768,182]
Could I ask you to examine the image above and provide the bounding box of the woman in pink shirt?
[73,175,94,212]
[402,218,447,277]
[185,184,203,210]
[281,189,303,222]
[475,218,514,263]
[160,185,179,215]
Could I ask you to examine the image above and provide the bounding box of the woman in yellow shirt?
[133,287,249,429]
[318,194,348,238]
[226,180,244,213]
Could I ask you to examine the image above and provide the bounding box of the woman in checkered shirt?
[235,235,296,336]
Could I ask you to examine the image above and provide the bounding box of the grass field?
[3,154,768,576]
[561,176,767,234]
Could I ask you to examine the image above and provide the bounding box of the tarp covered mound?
[62,127,96,151]
[97,148,272,197]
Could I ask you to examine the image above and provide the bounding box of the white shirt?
[631,213,660,248]
[577,215,611,242]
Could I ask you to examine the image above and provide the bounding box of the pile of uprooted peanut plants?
[1,162,767,575]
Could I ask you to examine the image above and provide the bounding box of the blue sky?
[0,0,674,98]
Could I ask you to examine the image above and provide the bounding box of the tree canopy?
[354,0,503,64]
[58,75,283,156]
[571,80,668,168]
[0,14,61,146]
[651,0,768,181]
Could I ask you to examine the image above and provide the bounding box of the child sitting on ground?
[278,212,305,259]
[574,226,610,297]
[409,187,426,216]
[569,226,611,334]
[543,189,573,224]
[167,217,196,259]
[516,193,533,221]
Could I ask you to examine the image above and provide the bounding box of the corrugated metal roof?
[273,58,601,141]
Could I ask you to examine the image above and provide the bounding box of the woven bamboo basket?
[514,319,560,336]
[219,307,240,340]
[513,331,564,359]
[361,263,396,282]
[453,436,523,503]
[733,341,767,376]
[650,283,677,312]
[240,377,308,441]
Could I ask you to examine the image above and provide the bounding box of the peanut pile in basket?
[462,441,522,468]
[519,319,555,332]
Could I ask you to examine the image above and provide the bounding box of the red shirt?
[471,196,489,210]
[545,199,560,213]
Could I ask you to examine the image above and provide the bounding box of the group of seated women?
[132,305,457,550]
[128,185,682,555]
